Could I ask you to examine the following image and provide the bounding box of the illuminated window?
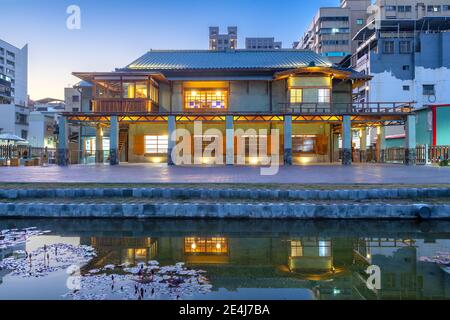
[123,82,135,98]
[184,237,228,254]
[290,89,303,103]
[293,135,317,153]
[318,240,331,257]
[135,82,148,98]
[290,240,304,257]
[318,88,331,103]
[184,89,227,109]
[144,135,168,154]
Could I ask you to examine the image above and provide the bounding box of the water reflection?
[0,219,449,300]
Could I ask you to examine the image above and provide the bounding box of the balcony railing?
[279,102,413,114]
[92,99,154,113]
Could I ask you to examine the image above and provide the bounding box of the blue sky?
[0,0,339,99]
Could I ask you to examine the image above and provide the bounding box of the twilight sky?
[0,0,339,100]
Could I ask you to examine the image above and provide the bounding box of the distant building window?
[144,135,168,154]
[320,28,349,34]
[356,19,364,25]
[321,40,349,45]
[72,108,79,112]
[21,130,27,139]
[403,85,410,91]
[320,16,349,22]
[290,89,303,104]
[423,85,435,96]
[323,51,349,57]
[6,60,14,67]
[402,65,410,71]
[428,5,441,12]
[383,41,395,54]
[398,5,412,12]
[444,5,450,11]
[72,95,80,103]
[399,41,412,53]
[318,89,331,103]
[385,6,397,11]
[6,51,15,59]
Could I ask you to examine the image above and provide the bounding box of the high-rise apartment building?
[209,26,237,50]
[296,0,371,64]
[0,38,29,139]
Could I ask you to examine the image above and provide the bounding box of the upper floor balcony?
[92,99,155,113]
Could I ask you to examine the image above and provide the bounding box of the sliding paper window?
[185,89,227,109]
[144,135,168,154]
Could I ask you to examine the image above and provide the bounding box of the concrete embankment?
[0,187,449,220]
[0,202,448,219]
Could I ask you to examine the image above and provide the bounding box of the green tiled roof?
[123,50,332,71]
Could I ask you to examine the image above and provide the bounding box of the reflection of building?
[81,237,157,269]
[289,239,333,274]
[80,234,450,300]
[184,237,229,264]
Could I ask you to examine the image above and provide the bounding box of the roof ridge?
[144,49,312,53]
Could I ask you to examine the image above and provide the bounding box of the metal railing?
[279,102,414,114]
[384,145,450,165]
[0,145,56,165]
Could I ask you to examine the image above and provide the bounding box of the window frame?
[183,88,228,110]
[423,85,435,96]
[383,41,395,54]
[399,40,412,54]
[144,135,169,155]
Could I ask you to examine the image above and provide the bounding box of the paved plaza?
[0,163,450,184]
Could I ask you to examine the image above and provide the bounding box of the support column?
[332,131,340,163]
[109,116,119,165]
[377,126,385,163]
[167,115,176,165]
[57,116,69,166]
[342,115,352,165]
[226,115,234,165]
[360,127,367,162]
[95,124,104,163]
[284,115,292,165]
[405,114,416,165]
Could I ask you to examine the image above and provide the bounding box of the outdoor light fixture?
[191,243,196,250]
[249,157,259,165]
[151,157,163,163]
[216,243,221,249]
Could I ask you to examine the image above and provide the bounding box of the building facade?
[60,49,414,167]
[296,0,371,64]
[209,27,237,51]
[352,1,450,146]
[245,37,282,50]
[0,39,29,139]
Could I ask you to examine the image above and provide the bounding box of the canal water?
[0,219,449,300]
